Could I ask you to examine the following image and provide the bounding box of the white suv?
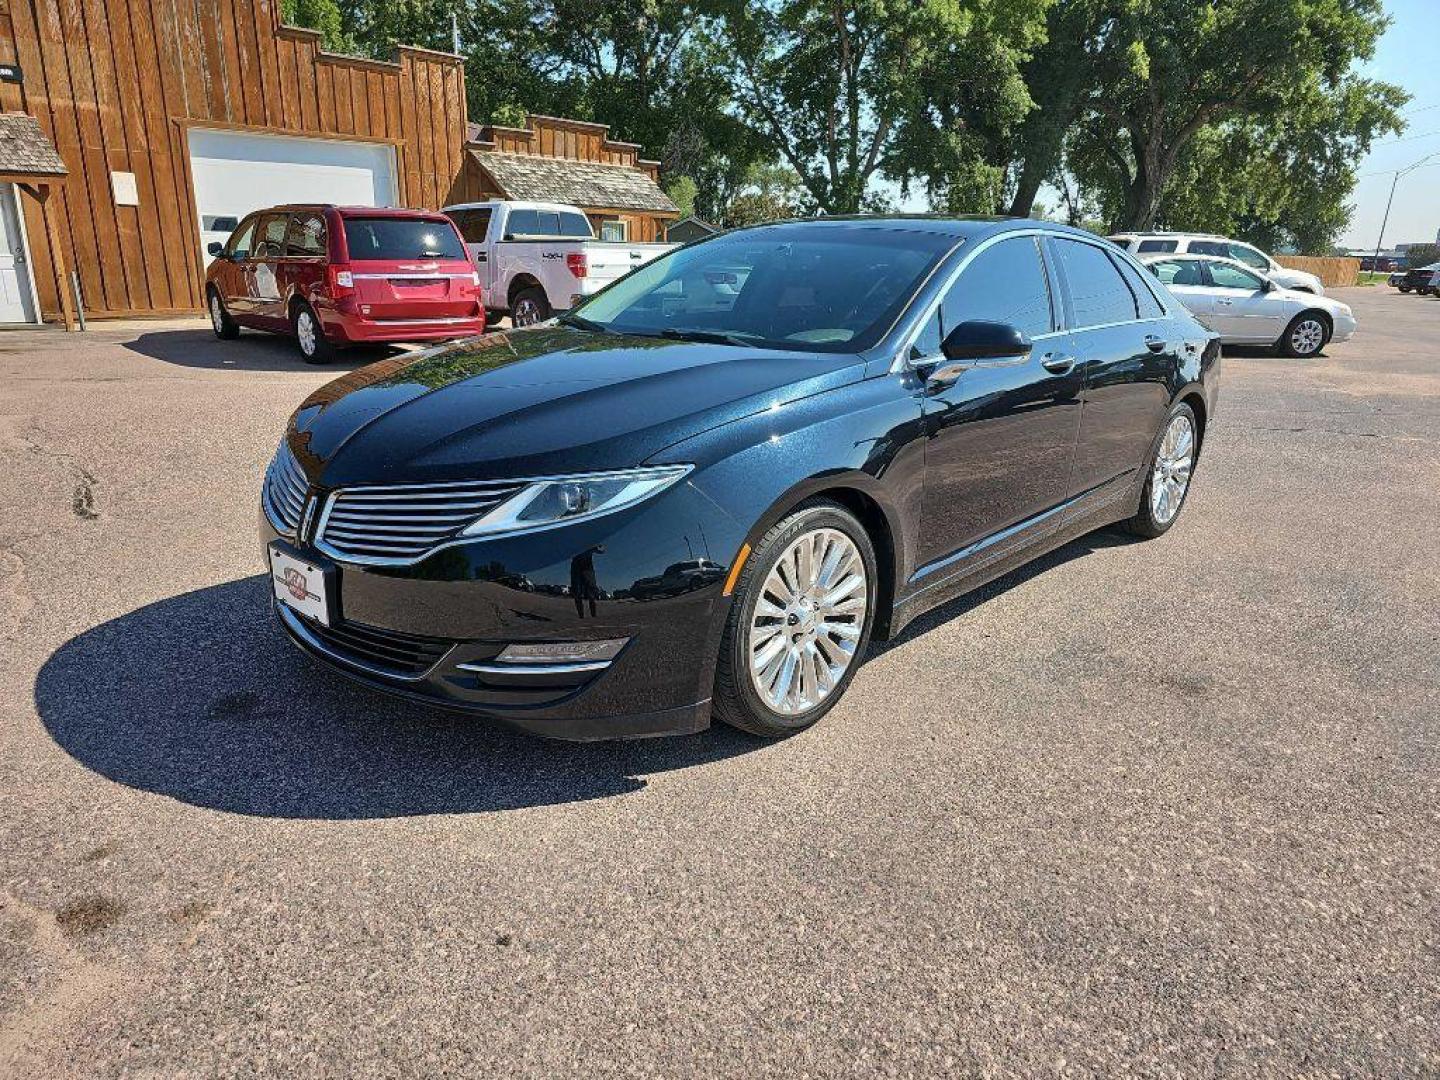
[1109,232,1324,295]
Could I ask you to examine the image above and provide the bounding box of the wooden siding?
[1274,254,1361,289]
[0,0,465,320]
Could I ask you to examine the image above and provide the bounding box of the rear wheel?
[1398,285,1412,294]
[511,287,550,327]
[713,500,877,738]
[293,301,335,364]
[1278,312,1328,358]
[1124,403,1198,539]
[207,288,239,340]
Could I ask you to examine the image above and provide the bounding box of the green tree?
[281,0,358,54]
[714,0,1048,214]
[723,162,806,225]
[664,175,699,218]
[1067,0,1399,231]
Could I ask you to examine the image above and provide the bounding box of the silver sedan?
[1139,253,1355,359]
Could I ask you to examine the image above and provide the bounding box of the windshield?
[343,217,466,260]
[570,224,957,353]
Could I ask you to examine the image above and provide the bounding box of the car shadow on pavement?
[34,575,763,820]
[121,329,389,372]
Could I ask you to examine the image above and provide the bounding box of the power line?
[1374,128,1440,146]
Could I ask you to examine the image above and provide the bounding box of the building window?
[599,219,628,242]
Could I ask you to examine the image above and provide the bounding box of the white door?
[187,129,397,254]
[0,183,39,324]
[1146,257,1216,328]
[1204,260,1284,342]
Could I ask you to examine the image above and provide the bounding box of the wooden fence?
[1274,255,1361,288]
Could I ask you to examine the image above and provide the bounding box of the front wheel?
[1124,403,1198,539]
[293,302,335,364]
[1278,312,1328,359]
[1398,286,1412,294]
[713,500,877,738]
[207,288,239,340]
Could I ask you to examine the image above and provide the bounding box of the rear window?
[342,217,465,260]
[1137,239,1178,253]
[504,208,592,239]
[448,207,493,244]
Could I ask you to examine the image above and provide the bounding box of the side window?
[505,208,539,237]
[255,215,289,258]
[1053,238,1139,327]
[285,213,327,257]
[1228,243,1271,271]
[1114,256,1165,318]
[449,207,492,244]
[941,236,1053,338]
[1137,239,1178,253]
[1187,239,1228,257]
[1208,262,1265,291]
[558,212,592,237]
[226,217,258,259]
[911,310,942,359]
[1148,258,1205,287]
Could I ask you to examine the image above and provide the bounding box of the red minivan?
[204,205,486,363]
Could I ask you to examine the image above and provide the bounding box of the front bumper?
[260,482,736,741]
[1332,314,1357,343]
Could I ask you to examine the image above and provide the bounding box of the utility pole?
[1373,151,1438,269]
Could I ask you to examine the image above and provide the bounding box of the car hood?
[287,326,866,487]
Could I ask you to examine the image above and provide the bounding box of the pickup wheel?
[511,287,550,327]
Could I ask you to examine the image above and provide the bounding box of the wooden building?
[454,115,678,243]
[0,0,466,322]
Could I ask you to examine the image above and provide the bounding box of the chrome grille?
[317,479,525,563]
[262,443,308,536]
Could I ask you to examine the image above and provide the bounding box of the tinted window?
[505,208,539,237]
[1147,258,1205,287]
[1138,239,1178,253]
[1188,240,1229,257]
[1227,243,1271,271]
[1054,239,1138,327]
[941,237,1053,338]
[448,207,492,244]
[286,213,327,257]
[204,215,239,233]
[1209,262,1265,290]
[256,215,289,258]
[577,225,955,353]
[226,217,258,259]
[342,217,465,260]
[1114,256,1165,317]
[556,211,591,238]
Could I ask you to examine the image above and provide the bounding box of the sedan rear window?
[572,225,957,353]
[342,217,465,260]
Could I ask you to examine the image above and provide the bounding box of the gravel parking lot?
[1,289,1437,1076]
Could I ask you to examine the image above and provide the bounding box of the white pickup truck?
[442,200,675,326]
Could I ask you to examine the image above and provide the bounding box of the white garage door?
[188,129,397,253]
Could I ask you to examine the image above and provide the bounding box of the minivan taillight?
[565,252,588,279]
[327,265,355,298]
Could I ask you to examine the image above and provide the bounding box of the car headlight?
[461,465,693,538]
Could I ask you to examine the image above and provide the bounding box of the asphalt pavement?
[1,289,1437,1076]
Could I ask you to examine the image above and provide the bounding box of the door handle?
[1040,352,1076,375]
[1143,335,1167,353]
[1215,299,1233,307]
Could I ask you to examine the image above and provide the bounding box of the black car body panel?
[263,217,1221,740]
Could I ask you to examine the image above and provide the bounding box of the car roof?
[724,215,1112,244]
[262,204,452,219]
[1136,251,1254,265]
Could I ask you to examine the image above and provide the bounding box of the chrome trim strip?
[348,273,477,281]
[455,659,612,676]
[275,602,451,683]
[365,316,484,326]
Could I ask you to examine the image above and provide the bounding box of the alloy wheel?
[512,298,541,326]
[209,294,225,334]
[1290,318,1325,357]
[1150,413,1195,526]
[297,310,317,356]
[748,527,867,716]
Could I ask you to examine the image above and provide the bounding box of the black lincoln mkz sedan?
[262,217,1220,740]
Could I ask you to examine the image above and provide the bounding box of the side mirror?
[941,320,1032,362]
[207,241,224,257]
[1262,278,1278,293]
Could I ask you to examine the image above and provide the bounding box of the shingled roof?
[469,149,677,214]
[0,113,66,177]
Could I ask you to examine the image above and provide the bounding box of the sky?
[1341,0,1440,251]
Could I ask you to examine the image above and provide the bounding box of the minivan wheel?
[511,287,550,327]
[1124,402,1198,539]
[713,500,877,738]
[207,288,239,340]
[293,302,334,364]
[1279,312,1328,358]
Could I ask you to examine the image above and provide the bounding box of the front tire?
[713,500,877,738]
[207,288,239,340]
[1124,403,1198,539]
[1278,312,1328,358]
[1398,285,1412,294]
[293,301,335,364]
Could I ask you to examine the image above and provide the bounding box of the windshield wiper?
[657,327,757,347]
[558,313,612,333]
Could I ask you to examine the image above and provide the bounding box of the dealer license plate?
[268,543,332,626]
